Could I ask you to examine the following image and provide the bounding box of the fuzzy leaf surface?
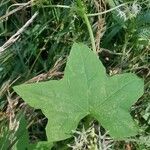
[13,43,144,142]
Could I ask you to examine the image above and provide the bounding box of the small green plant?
[68,125,114,150]
[1,0,149,149]
[14,43,144,147]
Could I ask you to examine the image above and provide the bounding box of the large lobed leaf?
[13,43,144,142]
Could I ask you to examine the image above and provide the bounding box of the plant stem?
[83,13,96,54]
[87,2,129,17]
[41,4,71,9]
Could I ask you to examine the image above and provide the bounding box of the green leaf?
[13,43,144,142]
[0,127,9,150]
[13,114,53,150]
[35,141,53,150]
[13,115,36,150]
